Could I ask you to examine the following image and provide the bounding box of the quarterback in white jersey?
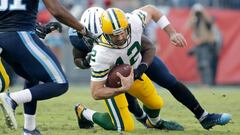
[85,7,185,132]
[75,6,231,132]
[90,10,146,81]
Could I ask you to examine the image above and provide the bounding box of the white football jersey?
[90,10,148,81]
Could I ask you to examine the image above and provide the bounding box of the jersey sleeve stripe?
[91,69,109,78]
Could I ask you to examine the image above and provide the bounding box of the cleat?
[136,115,148,127]
[74,104,94,129]
[146,119,184,131]
[23,128,42,135]
[0,93,17,130]
[200,113,232,130]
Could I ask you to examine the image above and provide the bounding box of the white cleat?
[0,93,17,130]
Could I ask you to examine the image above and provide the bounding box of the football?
[106,64,131,88]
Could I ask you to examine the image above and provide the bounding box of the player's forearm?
[91,87,123,100]
[141,35,156,66]
[140,4,177,38]
[43,0,85,32]
[163,25,177,38]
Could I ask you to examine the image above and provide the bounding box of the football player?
[70,7,183,130]
[0,0,95,134]
[75,7,186,132]
[72,6,231,131]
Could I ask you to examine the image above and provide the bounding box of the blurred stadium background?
[17,0,239,86]
[1,0,240,134]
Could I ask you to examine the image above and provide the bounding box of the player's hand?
[116,68,134,92]
[35,23,47,39]
[170,32,187,47]
[45,22,62,33]
[134,63,148,81]
[77,27,99,44]
[35,22,62,39]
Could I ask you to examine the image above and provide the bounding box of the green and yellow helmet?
[100,8,131,48]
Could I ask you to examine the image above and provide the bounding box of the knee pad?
[144,95,164,109]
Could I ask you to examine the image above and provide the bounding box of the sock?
[24,114,36,131]
[143,105,160,118]
[167,81,205,119]
[148,116,161,125]
[135,111,147,120]
[10,89,32,105]
[198,111,209,122]
[92,112,115,130]
[82,108,96,122]
[143,105,160,125]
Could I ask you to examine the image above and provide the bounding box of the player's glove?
[77,27,99,44]
[35,22,62,39]
[78,52,91,69]
[134,63,148,81]
[35,23,47,39]
[45,22,62,33]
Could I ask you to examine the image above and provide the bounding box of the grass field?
[0,84,240,135]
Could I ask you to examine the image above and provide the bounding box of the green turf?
[0,84,239,135]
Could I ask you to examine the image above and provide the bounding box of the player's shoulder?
[91,43,113,64]
[126,9,147,32]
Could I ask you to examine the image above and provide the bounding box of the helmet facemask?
[103,25,131,49]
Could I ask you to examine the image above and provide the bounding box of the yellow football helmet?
[100,8,131,48]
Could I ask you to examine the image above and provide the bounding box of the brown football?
[106,64,131,88]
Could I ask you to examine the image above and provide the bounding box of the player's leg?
[128,74,183,130]
[146,56,231,129]
[0,31,68,130]
[22,80,40,134]
[146,56,206,119]
[75,94,134,132]
[125,93,147,127]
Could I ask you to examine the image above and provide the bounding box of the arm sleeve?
[90,46,111,81]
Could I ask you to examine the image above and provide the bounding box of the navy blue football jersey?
[0,0,39,31]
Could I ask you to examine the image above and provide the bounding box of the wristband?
[157,15,170,29]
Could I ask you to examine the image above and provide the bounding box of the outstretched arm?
[43,0,86,35]
[138,5,187,47]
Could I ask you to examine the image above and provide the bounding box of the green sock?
[92,112,116,130]
[143,105,160,118]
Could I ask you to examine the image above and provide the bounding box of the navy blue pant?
[0,31,68,114]
[146,56,177,88]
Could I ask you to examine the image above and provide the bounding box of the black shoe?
[0,93,17,129]
[146,119,184,131]
[200,113,231,130]
[23,128,42,135]
[74,104,94,129]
